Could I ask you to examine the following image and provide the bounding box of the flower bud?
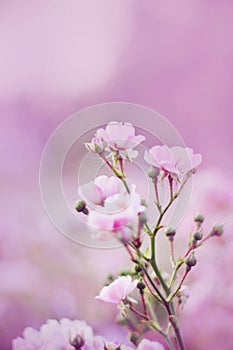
[137,281,146,291]
[75,200,89,215]
[85,136,106,154]
[194,213,205,224]
[210,224,224,237]
[71,335,84,350]
[75,200,86,212]
[82,207,89,215]
[186,252,197,270]
[193,230,203,241]
[147,166,160,180]
[165,227,176,240]
[134,265,142,273]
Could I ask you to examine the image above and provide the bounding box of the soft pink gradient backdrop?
[0,1,233,350]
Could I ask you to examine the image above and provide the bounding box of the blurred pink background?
[0,1,233,349]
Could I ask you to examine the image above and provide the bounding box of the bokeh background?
[1,1,233,349]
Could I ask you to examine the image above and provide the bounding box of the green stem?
[154,180,162,213]
[169,259,185,290]
[100,154,130,194]
[167,269,189,303]
[149,322,176,350]
[150,235,170,296]
[168,313,186,350]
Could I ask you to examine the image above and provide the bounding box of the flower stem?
[100,154,130,193]
[167,269,190,302]
[154,180,162,213]
[150,235,170,296]
[167,312,186,350]
[170,239,176,268]
[140,292,148,317]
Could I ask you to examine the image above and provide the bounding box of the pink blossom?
[13,318,133,350]
[144,145,202,177]
[13,319,94,349]
[87,188,145,242]
[96,122,145,159]
[95,275,138,304]
[13,318,136,350]
[137,339,165,350]
[78,175,124,206]
[95,338,134,350]
[78,175,145,242]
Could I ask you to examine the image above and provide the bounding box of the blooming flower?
[144,145,202,178]
[137,339,165,350]
[87,190,145,242]
[96,121,145,159]
[95,275,138,304]
[78,175,145,242]
[78,175,124,207]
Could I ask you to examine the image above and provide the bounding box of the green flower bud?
[147,166,160,180]
[193,230,203,241]
[194,213,205,224]
[210,224,224,237]
[186,252,197,269]
[75,200,86,213]
[165,227,176,239]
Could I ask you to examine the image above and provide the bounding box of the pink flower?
[137,339,165,350]
[78,175,124,206]
[95,338,134,350]
[78,175,145,242]
[144,145,202,177]
[96,275,138,304]
[96,121,145,159]
[13,318,134,350]
[13,318,94,350]
[87,188,145,242]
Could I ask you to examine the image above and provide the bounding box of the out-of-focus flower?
[78,176,124,206]
[96,275,138,304]
[144,146,202,178]
[96,122,145,160]
[13,318,134,350]
[137,339,165,350]
[78,175,145,243]
[96,338,134,350]
[87,189,145,243]
[13,318,96,350]
[85,136,106,154]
